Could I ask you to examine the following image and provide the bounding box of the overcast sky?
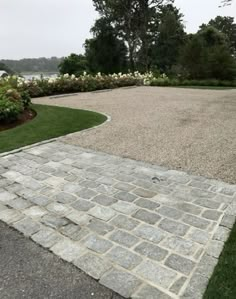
[1,0,236,59]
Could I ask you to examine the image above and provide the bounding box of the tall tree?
[180,26,236,80]
[201,16,236,55]
[92,0,172,71]
[58,54,87,75]
[150,4,186,72]
[85,18,127,74]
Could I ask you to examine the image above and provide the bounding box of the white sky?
[1,0,236,59]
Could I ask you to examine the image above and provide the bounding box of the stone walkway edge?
[0,140,236,299]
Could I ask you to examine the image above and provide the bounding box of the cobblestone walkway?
[0,141,236,299]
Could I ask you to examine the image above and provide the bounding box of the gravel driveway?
[34,86,236,184]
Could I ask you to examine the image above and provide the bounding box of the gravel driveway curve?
[34,86,236,184]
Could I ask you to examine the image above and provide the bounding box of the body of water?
[22,72,58,80]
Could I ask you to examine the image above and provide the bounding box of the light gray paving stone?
[220,214,235,229]
[194,198,220,210]
[75,188,97,199]
[133,179,153,190]
[0,178,14,188]
[133,284,173,299]
[0,203,7,212]
[190,189,216,199]
[112,201,138,215]
[134,198,160,210]
[134,224,166,244]
[202,209,222,221]
[0,208,24,223]
[133,209,161,225]
[132,188,156,198]
[0,190,17,204]
[159,218,189,236]
[110,215,139,231]
[171,189,192,202]
[23,178,43,191]
[46,202,71,216]
[32,227,63,248]
[170,202,203,216]
[41,214,69,229]
[95,184,118,196]
[62,183,82,193]
[165,254,196,275]
[115,174,135,183]
[79,180,100,189]
[51,238,84,262]
[39,186,57,197]
[182,214,210,230]
[32,172,50,181]
[106,246,142,269]
[157,206,183,220]
[66,211,92,226]
[64,174,78,182]
[54,192,77,204]
[7,197,32,210]
[88,206,116,221]
[74,252,112,280]
[71,198,95,211]
[60,223,89,241]
[134,241,168,261]
[181,274,208,299]
[169,175,190,184]
[188,180,211,190]
[16,188,35,200]
[23,206,47,218]
[5,182,22,193]
[214,194,234,204]
[220,187,235,197]
[188,228,210,245]
[39,165,56,174]
[169,276,187,295]
[83,234,113,253]
[100,268,141,298]
[135,260,177,288]
[97,176,116,186]
[161,236,198,256]
[109,230,139,248]
[88,218,114,235]
[13,217,41,236]
[92,194,117,206]
[29,195,51,207]
[114,191,137,202]
[195,253,218,278]
[206,240,224,258]
[114,182,135,192]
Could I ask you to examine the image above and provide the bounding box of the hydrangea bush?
[0,80,31,123]
[1,72,155,98]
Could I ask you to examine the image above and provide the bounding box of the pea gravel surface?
[34,86,236,184]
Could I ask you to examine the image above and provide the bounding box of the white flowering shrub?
[0,72,156,98]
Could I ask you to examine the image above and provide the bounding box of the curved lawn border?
[0,104,111,157]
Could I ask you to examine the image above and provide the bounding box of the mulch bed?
[0,109,36,132]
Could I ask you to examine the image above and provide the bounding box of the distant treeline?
[0,57,62,73]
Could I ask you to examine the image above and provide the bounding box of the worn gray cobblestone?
[0,140,235,299]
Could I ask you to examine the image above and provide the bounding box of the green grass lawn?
[0,104,107,153]
[204,221,236,299]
